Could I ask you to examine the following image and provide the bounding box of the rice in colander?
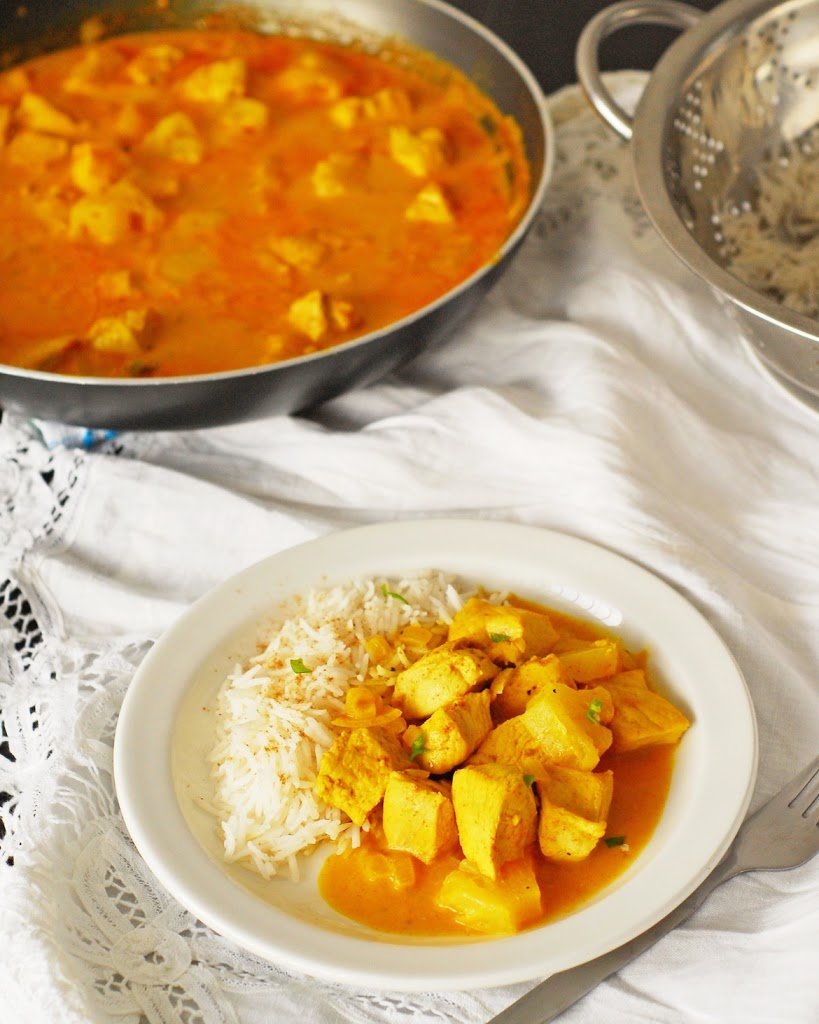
[717,140,819,317]
[207,571,466,881]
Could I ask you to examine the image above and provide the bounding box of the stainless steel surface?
[490,755,819,1024]
[577,0,819,410]
[0,0,552,430]
[575,0,702,140]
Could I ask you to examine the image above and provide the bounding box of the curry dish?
[0,28,529,377]
[316,594,690,937]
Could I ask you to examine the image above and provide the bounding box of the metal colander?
[577,0,819,412]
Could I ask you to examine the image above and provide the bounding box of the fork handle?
[490,854,741,1024]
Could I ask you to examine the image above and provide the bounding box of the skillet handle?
[575,0,702,141]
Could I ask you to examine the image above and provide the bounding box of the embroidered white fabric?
[1,75,818,1024]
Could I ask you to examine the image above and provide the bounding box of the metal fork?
[490,755,819,1024]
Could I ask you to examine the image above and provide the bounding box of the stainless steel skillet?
[0,0,552,430]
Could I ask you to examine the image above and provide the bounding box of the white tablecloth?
[0,74,817,1024]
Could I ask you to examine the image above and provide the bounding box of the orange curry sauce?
[0,29,530,377]
[319,604,679,938]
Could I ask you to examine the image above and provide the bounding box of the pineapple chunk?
[472,683,612,773]
[181,58,246,102]
[408,690,493,774]
[490,654,574,721]
[142,112,204,164]
[358,848,417,891]
[382,773,458,864]
[17,92,80,137]
[405,182,453,224]
[394,643,498,719]
[557,639,620,682]
[451,764,537,879]
[604,671,691,752]
[437,857,541,934]
[537,766,614,861]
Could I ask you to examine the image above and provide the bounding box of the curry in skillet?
[0,28,529,378]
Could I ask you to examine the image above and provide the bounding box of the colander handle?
[576,0,702,141]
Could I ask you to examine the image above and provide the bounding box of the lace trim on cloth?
[0,431,528,1023]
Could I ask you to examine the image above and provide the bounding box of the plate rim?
[113,518,758,991]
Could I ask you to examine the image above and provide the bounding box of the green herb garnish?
[523,773,535,788]
[409,731,426,761]
[290,658,311,674]
[381,583,409,604]
[604,835,626,847]
[586,698,604,724]
[489,632,511,643]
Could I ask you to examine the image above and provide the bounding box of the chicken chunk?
[405,689,493,774]
[449,597,559,666]
[604,671,691,752]
[393,643,498,720]
[451,764,537,879]
[315,726,410,826]
[311,154,352,198]
[270,235,326,272]
[181,58,246,103]
[388,125,445,177]
[17,92,80,137]
[537,766,614,861]
[87,308,155,355]
[6,131,68,168]
[69,142,126,194]
[490,654,574,721]
[142,112,203,164]
[275,61,341,104]
[287,290,328,342]
[404,183,453,224]
[329,87,410,129]
[471,683,612,773]
[69,180,163,244]
[126,44,184,85]
[437,857,541,934]
[219,97,269,134]
[382,772,458,864]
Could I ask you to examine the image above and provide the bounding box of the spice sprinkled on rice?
[208,571,466,880]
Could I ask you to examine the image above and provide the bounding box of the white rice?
[716,139,819,318]
[207,570,467,881]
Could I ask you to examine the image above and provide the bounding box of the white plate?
[114,519,757,991]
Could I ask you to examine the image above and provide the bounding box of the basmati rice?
[717,139,819,317]
[208,571,467,881]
